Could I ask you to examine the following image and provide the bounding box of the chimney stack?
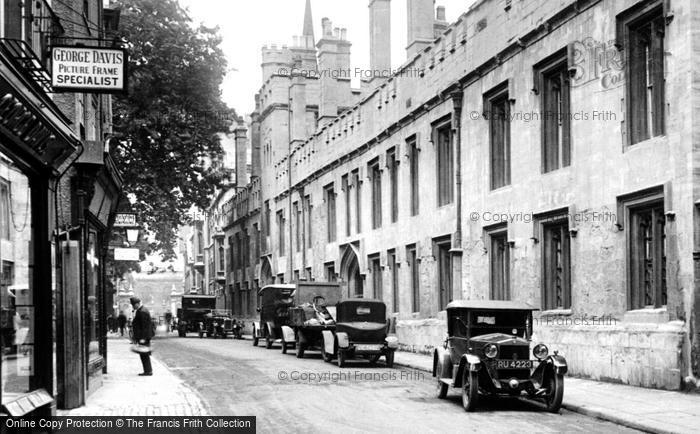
[317,18,352,125]
[369,0,391,78]
[250,94,262,180]
[434,5,448,37]
[406,0,434,58]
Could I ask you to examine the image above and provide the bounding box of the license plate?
[355,344,383,352]
[496,359,533,369]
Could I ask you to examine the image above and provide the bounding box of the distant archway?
[340,245,363,298]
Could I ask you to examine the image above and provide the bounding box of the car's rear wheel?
[461,370,479,412]
[435,360,449,399]
[281,337,288,354]
[543,374,564,413]
[385,351,395,368]
[252,326,259,346]
[265,334,273,349]
[296,342,306,359]
[337,349,346,368]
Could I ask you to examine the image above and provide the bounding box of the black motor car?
[321,299,397,368]
[433,300,567,412]
[252,285,296,348]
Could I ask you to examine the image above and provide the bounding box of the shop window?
[1,162,33,405]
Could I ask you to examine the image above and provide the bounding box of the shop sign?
[114,212,137,227]
[114,248,140,261]
[51,46,127,93]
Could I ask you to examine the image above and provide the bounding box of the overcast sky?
[178,0,473,116]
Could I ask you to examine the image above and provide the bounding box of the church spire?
[302,0,315,46]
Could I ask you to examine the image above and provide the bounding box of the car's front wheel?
[296,342,306,359]
[543,374,564,413]
[281,337,288,354]
[337,349,346,368]
[461,370,479,412]
[252,326,259,346]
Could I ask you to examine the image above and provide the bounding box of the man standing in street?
[117,311,127,337]
[130,297,154,376]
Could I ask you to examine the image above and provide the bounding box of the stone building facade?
[200,0,700,390]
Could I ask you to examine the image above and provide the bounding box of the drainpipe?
[287,77,294,282]
[449,89,464,300]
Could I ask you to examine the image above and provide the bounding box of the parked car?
[321,299,398,368]
[252,284,296,348]
[280,282,342,358]
[433,300,567,412]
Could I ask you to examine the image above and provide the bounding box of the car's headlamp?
[533,344,549,360]
[484,343,498,359]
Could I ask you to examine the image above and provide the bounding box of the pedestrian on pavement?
[117,311,127,337]
[130,297,154,376]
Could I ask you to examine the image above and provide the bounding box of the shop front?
[0,49,82,419]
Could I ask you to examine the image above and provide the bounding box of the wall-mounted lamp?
[126,228,139,245]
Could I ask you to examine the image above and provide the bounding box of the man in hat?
[130,297,153,376]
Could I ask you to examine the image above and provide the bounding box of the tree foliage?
[111,0,235,259]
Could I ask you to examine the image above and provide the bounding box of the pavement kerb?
[392,353,660,434]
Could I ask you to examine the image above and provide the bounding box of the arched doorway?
[340,246,363,298]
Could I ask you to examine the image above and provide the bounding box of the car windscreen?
[449,309,530,338]
[337,301,386,323]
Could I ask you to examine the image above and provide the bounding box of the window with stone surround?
[485,225,510,301]
[434,236,452,310]
[407,244,420,312]
[617,1,665,145]
[0,179,9,240]
[276,210,285,256]
[369,158,382,229]
[324,262,337,282]
[369,253,382,300]
[540,215,571,310]
[534,48,571,173]
[352,169,362,234]
[434,119,453,206]
[619,187,667,310]
[324,184,336,243]
[293,201,300,252]
[407,135,420,216]
[485,83,511,189]
[388,249,398,313]
[303,195,312,247]
[387,147,399,223]
[342,174,351,237]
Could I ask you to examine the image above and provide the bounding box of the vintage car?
[433,300,567,412]
[252,284,296,348]
[202,310,237,339]
[321,299,398,368]
[280,282,342,358]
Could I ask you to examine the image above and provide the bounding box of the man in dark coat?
[117,311,127,336]
[130,297,153,376]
